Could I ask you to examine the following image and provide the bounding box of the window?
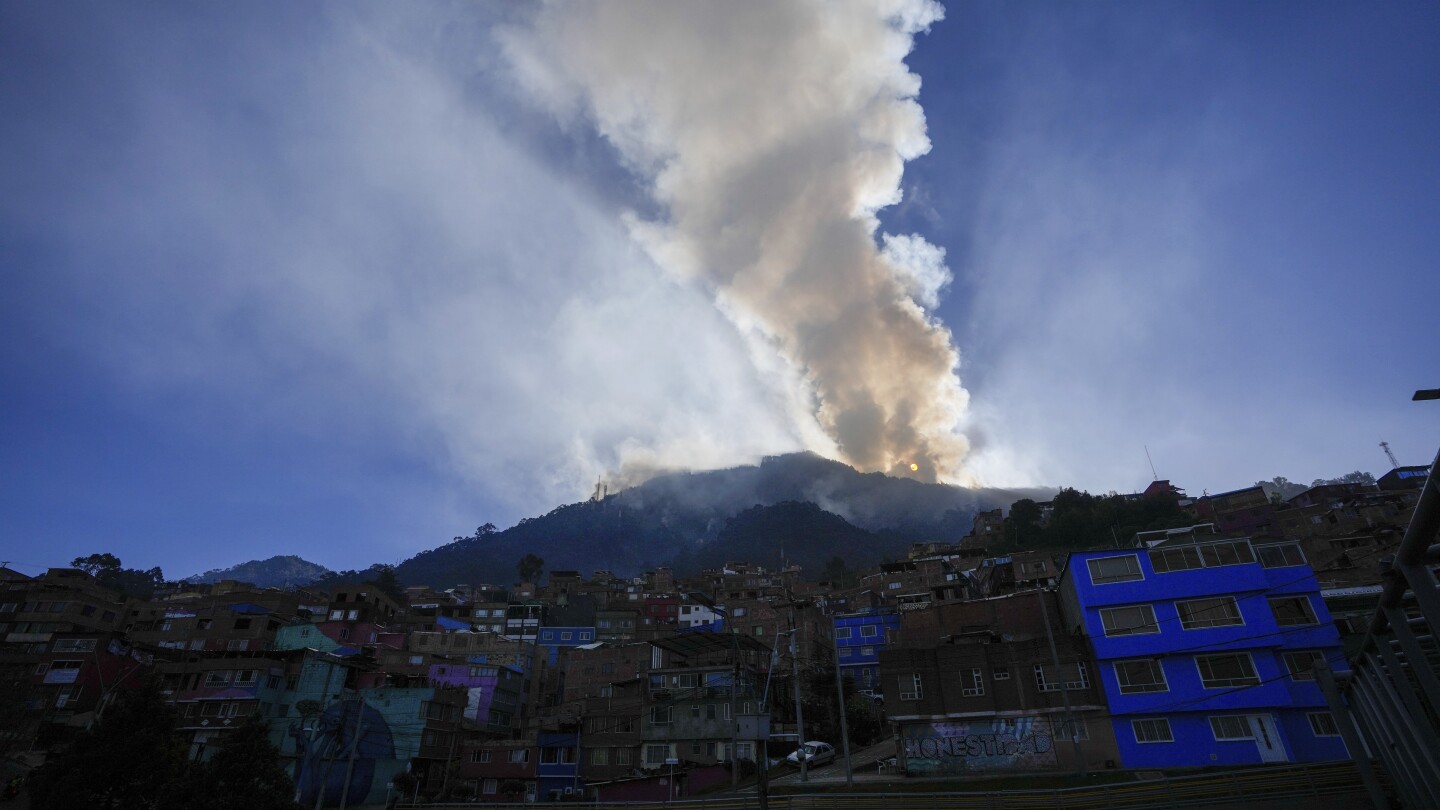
[1100,605,1159,636]
[33,663,49,676]
[482,779,497,795]
[1088,555,1143,584]
[1199,541,1256,568]
[508,749,529,763]
[733,608,746,617]
[233,618,252,630]
[1035,662,1090,692]
[226,639,249,651]
[346,610,359,620]
[1055,719,1089,741]
[861,645,875,656]
[1282,650,1327,681]
[961,668,984,697]
[1257,544,1306,568]
[839,648,853,658]
[1308,712,1340,737]
[233,670,258,686]
[861,625,878,638]
[204,670,233,687]
[1269,596,1318,627]
[1209,715,1254,741]
[645,744,670,767]
[650,706,671,725]
[1132,718,1174,743]
[706,704,717,720]
[590,747,609,765]
[1149,546,1202,573]
[1195,653,1260,688]
[1176,597,1244,629]
[102,610,116,622]
[615,748,633,765]
[1113,659,1168,694]
[52,638,97,653]
[993,669,1010,680]
[899,674,922,701]
[834,627,852,639]
[561,631,572,641]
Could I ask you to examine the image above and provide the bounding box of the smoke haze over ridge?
[500,0,972,484]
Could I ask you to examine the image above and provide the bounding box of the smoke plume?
[501,0,971,483]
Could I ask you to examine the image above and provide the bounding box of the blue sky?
[2,1,1436,578]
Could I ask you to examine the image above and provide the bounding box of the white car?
[786,741,836,768]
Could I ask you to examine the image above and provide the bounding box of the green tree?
[821,555,854,586]
[517,553,545,583]
[70,553,164,599]
[1006,499,1043,548]
[29,679,187,810]
[197,716,301,810]
[368,564,405,603]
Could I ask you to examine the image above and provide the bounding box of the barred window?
[1132,718,1173,743]
[1209,715,1254,740]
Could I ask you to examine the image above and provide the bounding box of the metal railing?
[405,760,1378,810]
[1317,444,1440,810]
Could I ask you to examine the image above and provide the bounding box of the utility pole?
[1037,588,1085,777]
[789,607,807,782]
[730,657,740,789]
[338,699,368,810]
[831,633,854,787]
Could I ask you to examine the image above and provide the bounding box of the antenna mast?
[1144,445,1159,481]
[1380,441,1400,469]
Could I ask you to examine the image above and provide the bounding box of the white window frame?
[1209,715,1255,741]
[1282,650,1327,681]
[1268,596,1319,627]
[1194,653,1260,689]
[860,625,878,638]
[1087,555,1143,584]
[961,668,984,697]
[993,668,1010,681]
[1132,718,1174,743]
[1175,597,1244,630]
[899,674,922,701]
[1113,659,1169,694]
[1099,605,1160,636]
[1308,712,1340,737]
[1257,544,1307,568]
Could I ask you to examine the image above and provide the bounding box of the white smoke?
[499,0,972,483]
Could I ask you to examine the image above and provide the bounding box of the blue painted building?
[537,730,582,800]
[1059,539,1349,769]
[833,609,900,692]
[536,626,597,667]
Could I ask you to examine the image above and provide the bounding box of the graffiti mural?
[899,716,1057,774]
[289,699,401,806]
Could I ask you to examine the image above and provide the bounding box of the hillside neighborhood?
[2,462,1432,806]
